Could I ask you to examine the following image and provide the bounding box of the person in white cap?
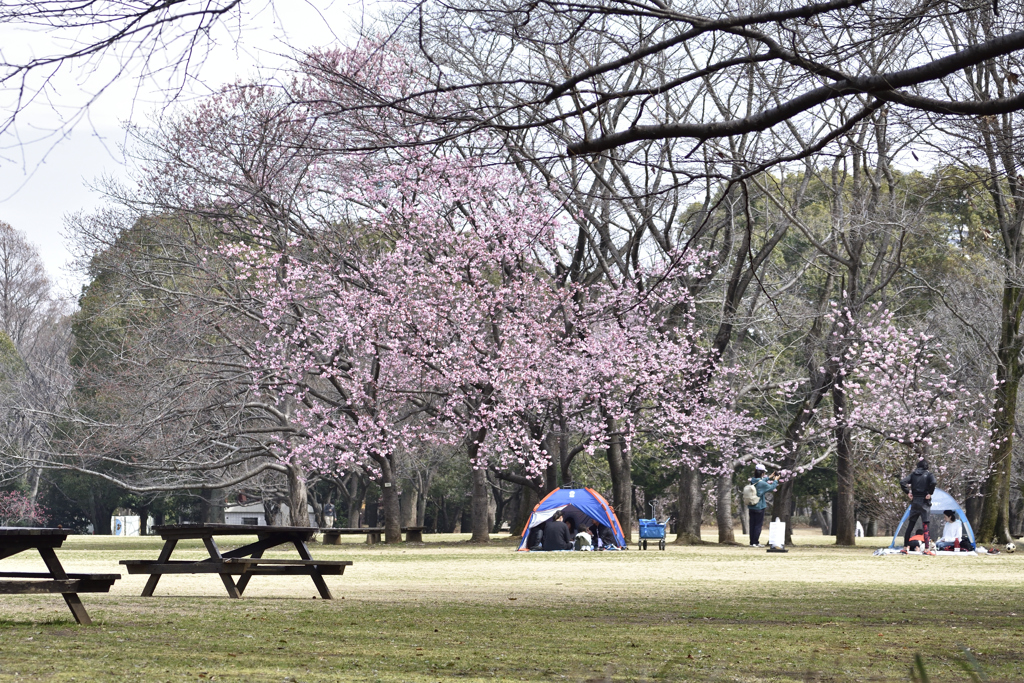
[747,464,779,547]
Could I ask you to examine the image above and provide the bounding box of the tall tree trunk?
[262,498,281,525]
[1011,495,1024,538]
[978,283,1024,543]
[674,464,702,544]
[771,479,794,545]
[87,487,113,535]
[815,508,832,535]
[136,503,149,535]
[416,471,431,526]
[772,371,832,545]
[365,493,379,527]
[26,465,41,506]
[604,413,632,542]
[285,462,309,527]
[489,473,509,533]
[200,487,226,524]
[716,472,736,544]
[544,450,558,493]
[380,481,401,542]
[833,379,856,546]
[865,518,877,537]
[738,489,748,535]
[400,482,418,527]
[468,429,491,543]
[830,494,838,535]
[370,454,402,543]
[347,474,365,527]
[514,485,540,536]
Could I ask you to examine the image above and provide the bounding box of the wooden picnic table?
[120,524,351,600]
[0,527,120,625]
[320,526,425,545]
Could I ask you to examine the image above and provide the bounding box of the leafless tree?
[0,0,244,159]
[59,208,315,525]
[6,0,1024,164]
[376,0,1024,163]
[0,221,72,504]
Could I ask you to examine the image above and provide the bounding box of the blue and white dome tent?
[889,488,976,548]
[517,487,627,551]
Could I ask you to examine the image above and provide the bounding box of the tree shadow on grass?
[0,615,78,627]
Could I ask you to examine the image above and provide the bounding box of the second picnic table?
[120,524,351,600]
[0,527,119,625]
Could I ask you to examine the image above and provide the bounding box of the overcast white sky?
[0,1,365,294]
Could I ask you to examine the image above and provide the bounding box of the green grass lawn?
[0,530,1021,682]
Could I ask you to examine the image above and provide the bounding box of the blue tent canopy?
[517,487,626,551]
[889,488,975,548]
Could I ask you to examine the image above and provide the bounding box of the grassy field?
[0,528,1022,682]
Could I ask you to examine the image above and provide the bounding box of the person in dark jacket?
[900,458,938,554]
[542,510,574,551]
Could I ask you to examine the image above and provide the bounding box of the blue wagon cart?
[638,518,667,550]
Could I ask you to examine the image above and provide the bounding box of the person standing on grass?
[900,458,937,554]
[747,464,778,548]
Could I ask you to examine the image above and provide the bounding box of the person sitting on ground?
[936,510,973,551]
[564,516,576,538]
[906,530,926,552]
[542,510,574,551]
[527,523,545,550]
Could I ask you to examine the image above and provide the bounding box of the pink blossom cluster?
[0,491,46,526]
[839,303,990,463]
[223,149,762,480]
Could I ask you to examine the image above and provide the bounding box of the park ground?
[0,527,1022,683]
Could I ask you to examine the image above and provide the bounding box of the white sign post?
[110,515,141,536]
[767,517,788,553]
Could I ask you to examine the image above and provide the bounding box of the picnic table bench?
[0,527,120,625]
[120,524,350,600]
[321,526,425,545]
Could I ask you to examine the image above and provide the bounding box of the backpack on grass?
[742,483,760,506]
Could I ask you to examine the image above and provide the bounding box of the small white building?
[223,502,315,526]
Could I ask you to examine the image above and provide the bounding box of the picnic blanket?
[873,547,982,556]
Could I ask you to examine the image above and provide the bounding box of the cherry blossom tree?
[0,489,46,526]
[230,149,572,542]
[552,259,766,538]
[835,304,991,520]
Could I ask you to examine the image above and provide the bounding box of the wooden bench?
[120,524,348,599]
[403,526,425,543]
[0,572,120,594]
[321,527,384,545]
[0,527,121,625]
[121,558,352,576]
[321,526,425,545]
